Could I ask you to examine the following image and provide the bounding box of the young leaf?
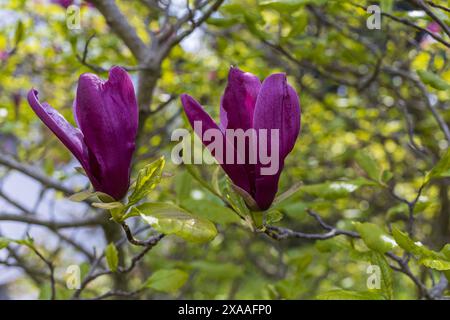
[220,178,250,217]
[14,20,24,46]
[92,201,124,210]
[144,269,189,294]
[272,181,303,207]
[128,157,165,206]
[0,237,34,250]
[69,191,115,203]
[355,150,382,182]
[420,259,450,271]
[69,191,95,202]
[0,238,10,250]
[417,70,450,91]
[369,252,394,300]
[300,179,373,200]
[440,244,450,260]
[265,210,283,224]
[105,243,119,272]
[136,202,217,243]
[355,222,396,253]
[425,148,450,183]
[391,227,441,259]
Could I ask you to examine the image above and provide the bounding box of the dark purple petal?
[51,0,73,8]
[219,66,261,132]
[181,94,252,194]
[27,89,89,168]
[74,66,138,199]
[252,73,301,210]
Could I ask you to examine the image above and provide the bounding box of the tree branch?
[89,0,148,60]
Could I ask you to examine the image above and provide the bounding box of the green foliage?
[144,269,189,294]
[417,70,450,91]
[135,202,218,243]
[425,148,450,183]
[127,157,165,206]
[368,252,394,299]
[355,222,396,253]
[105,243,119,272]
[355,150,381,182]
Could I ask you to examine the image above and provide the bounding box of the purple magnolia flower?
[50,0,92,8]
[181,67,301,210]
[27,66,138,200]
[51,0,73,8]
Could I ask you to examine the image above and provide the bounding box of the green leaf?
[69,191,94,202]
[355,150,382,182]
[0,237,10,250]
[128,157,165,206]
[300,179,371,200]
[92,201,124,210]
[425,148,450,183]
[220,178,250,217]
[317,290,385,300]
[206,17,238,28]
[181,199,241,225]
[144,269,189,293]
[369,252,394,300]
[272,182,302,207]
[391,226,438,258]
[355,222,396,253]
[417,70,450,91]
[420,258,450,271]
[69,191,115,203]
[265,210,283,224]
[14,20,24,46]
[136,202,217,243]
[105,243,119,272]
[0,237,34,250]
[380,0,393,13]
[440,244,450,260]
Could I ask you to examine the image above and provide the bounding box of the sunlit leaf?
[105,242,119,272]
[417,70,450,91]
[136,202,217,243]
[355,222,396,253]
[425,148,450,183]
[355,150,382,182]
[128,157,165,206]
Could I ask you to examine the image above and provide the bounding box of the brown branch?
[0,213,104,229]
[89,0,148,60]
[411,0,450,39]
[0,154,75,195]
[426,1,450,13]
[351,2,450,48]
[383,66,450,142]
